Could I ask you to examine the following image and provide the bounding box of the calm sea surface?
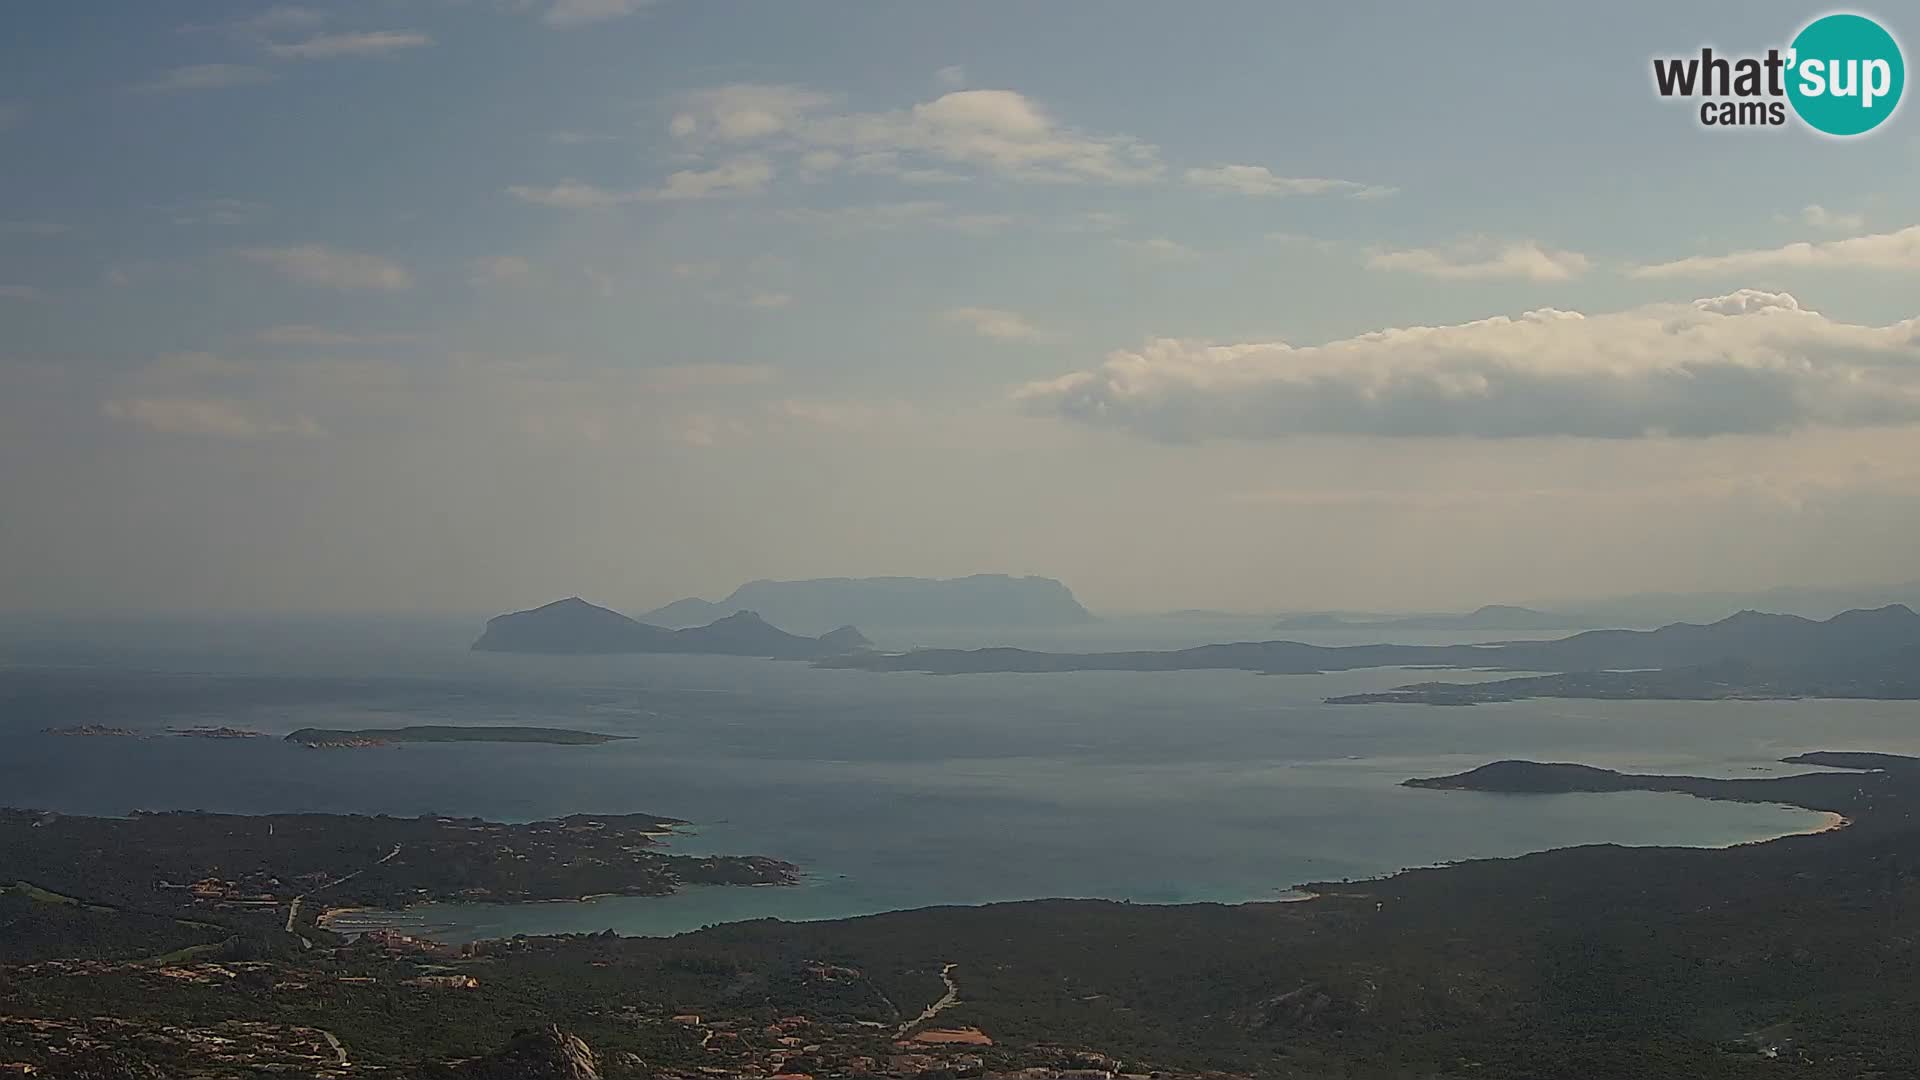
[5,615,1917,940]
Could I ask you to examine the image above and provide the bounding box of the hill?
[1273,604,1598,633]
[642,575,1091,633]
[822,604,1920,679]
[471,599,869,659]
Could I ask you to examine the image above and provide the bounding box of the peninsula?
[0,808,798,928]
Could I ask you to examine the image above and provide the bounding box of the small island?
[285,725,629,749]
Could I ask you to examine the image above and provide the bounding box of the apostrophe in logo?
[1652,11,1905,136]
[1787,13,1904,135]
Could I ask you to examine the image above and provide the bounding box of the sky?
[4,1,1920,616]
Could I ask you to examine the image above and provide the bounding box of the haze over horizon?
[6,1,1920,616]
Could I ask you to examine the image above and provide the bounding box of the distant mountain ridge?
[1273,604,1597,633]
[471,598,870,658]
[642,574,1092,633]
[821,603,1920,677]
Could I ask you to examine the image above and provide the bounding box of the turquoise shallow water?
[4,617,1914,940]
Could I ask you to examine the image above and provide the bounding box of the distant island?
[1328,650,1920,706]
[1273,604,1600,633]
[642,574,1092,634]
[822,605,1920,693]
[286,726,629,749]
[471,597,871,658]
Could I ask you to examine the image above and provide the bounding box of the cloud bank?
[1016,291,1920,440]
[1635,226,1920,278]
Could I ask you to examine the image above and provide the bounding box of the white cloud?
[551,130,621,145]
[0,221,67,236]
[542,0,653,27]
[168,199,267,226]
[1801,204,1866,231]
[671,84,1163,185]
[655,158,774,199]
[943,306,1047,341]
[1367,238,1591,282]
[936,65,968,89]
[0,285,50,303]
[506,181,628,209]
[266,31,432,59]
[671,85,837,140]
[1635,225,1920,278]
[1117,236,1197,261]
[778,201,1013,232]
[748,291,793,309]
[236,245,413,291]
[183,6,326,38]
[508,158,772,207]
[103,397,323,439]
[1184,164,1395,199]
[257,326,418,346]
[135,65,275,93]
[1016,290,1920,440]
[470,255,533,286]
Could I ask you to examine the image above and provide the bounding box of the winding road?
[895,963,959,1037]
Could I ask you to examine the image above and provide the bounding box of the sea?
[5,612,1918,942]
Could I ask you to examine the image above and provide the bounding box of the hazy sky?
[5,1,1920,615]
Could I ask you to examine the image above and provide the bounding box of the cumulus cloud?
[1367,238,1591,282]
[508,158,773,207]
[943,306,1047,341]
[266,31,432,59]
[669,84,1163,184]
[1016,291,1920,441]
[0,285,50,302]
[103,397,323,439]
[1635,225,1920,278]
[236,245,413,291]
[1185,164,1394,199]
[135,65,275,93]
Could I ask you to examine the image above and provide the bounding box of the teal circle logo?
[1787,13,1905,136]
